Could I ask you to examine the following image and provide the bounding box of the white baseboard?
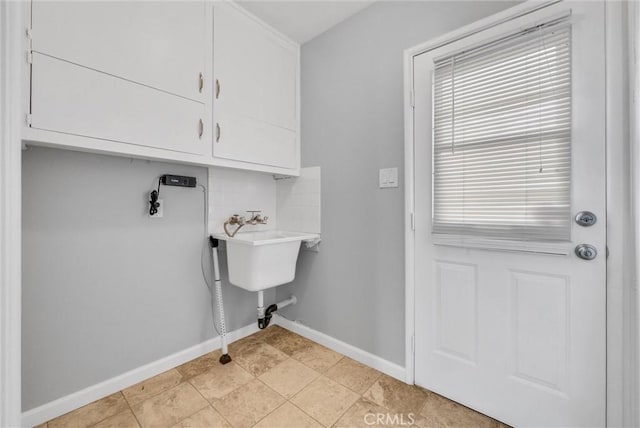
[273,314,407,383]
[22,317,408,427]
[21,323,259,428]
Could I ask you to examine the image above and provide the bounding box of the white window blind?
[432,21,572,242]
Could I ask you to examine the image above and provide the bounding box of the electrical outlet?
[149,199,163,218]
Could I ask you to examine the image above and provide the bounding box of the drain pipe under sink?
[257,291,297,329]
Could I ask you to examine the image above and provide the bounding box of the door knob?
[575,244,597,260]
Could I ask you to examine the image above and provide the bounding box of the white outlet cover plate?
[379,168,398,188]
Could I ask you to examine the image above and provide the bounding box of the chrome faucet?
[223,211,268,237]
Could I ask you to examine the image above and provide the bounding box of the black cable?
[148,177,163,216]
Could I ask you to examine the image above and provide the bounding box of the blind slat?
[432,23,571,242]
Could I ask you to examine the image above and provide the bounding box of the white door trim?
[403,1,636,426]
[604,1,635,425]
[0,2,23,426]
[627,1,640,426]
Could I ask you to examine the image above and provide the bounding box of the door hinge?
[26,114,32,127]
[410,212,415,231]
[411,335,415,353]
[409,90,415,108]
[26,28,33,64]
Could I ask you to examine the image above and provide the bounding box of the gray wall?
[277,1,517,366]
[22,147,271,410]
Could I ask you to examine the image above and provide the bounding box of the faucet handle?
[246,210,261,218]
[230,214,245,225]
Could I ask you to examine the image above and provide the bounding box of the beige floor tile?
[228,333,264,354]
[254,402,323,428]
[171,406,231,428]
[131,382,208,428]
[35,423,48,428]
[325,357,382,394]
[290,376,359,427]
[212,379,285,428]
[176,350,222,379]
[92,409,140,428]
[335,398,417,428]
[258,358,320,398]
[48,392,129,428]
[418,392,506,428]
[122,369,183,406]
[189,361,254,401]
[253,325,287,341]
[363,374,429,414]
[262,328,316,356]
[291,342,343,373]
[232,341,289,377]
[43,329,508,428]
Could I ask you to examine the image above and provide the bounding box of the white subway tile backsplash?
[276,167,321,234]
[208,167,277,234]
[207,166,320,236]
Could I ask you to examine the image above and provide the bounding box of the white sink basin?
[212,230,320,291]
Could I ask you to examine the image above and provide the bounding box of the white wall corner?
[275,166,321,234]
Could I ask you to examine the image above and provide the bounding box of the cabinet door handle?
[216,123,221,142]
[198,119,204,139]
[199,72,204,93]
[215,79,221,99]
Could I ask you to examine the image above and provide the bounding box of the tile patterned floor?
[38,326,507,428]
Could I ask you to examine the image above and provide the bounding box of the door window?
[432,21,572,241]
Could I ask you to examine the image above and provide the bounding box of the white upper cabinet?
[31,1,206,101]
[23,1,300,172]
[213,2,300,172]
[27,0,209,157]
[30,53,208,155]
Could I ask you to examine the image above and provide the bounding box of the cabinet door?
[213,3,298,169]
[31,1,206,102]
[30,54,209,156]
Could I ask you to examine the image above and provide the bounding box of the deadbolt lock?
[575,211,597,227]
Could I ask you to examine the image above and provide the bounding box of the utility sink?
[212,230,320,292]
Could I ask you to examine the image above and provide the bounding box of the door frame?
[0,1,23,426]
[403,1,637,426]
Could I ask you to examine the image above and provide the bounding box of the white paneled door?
[412,2,606,427]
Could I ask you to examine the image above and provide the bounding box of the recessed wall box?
[161,175,196,187]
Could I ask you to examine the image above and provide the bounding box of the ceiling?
[238,1,375,44]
